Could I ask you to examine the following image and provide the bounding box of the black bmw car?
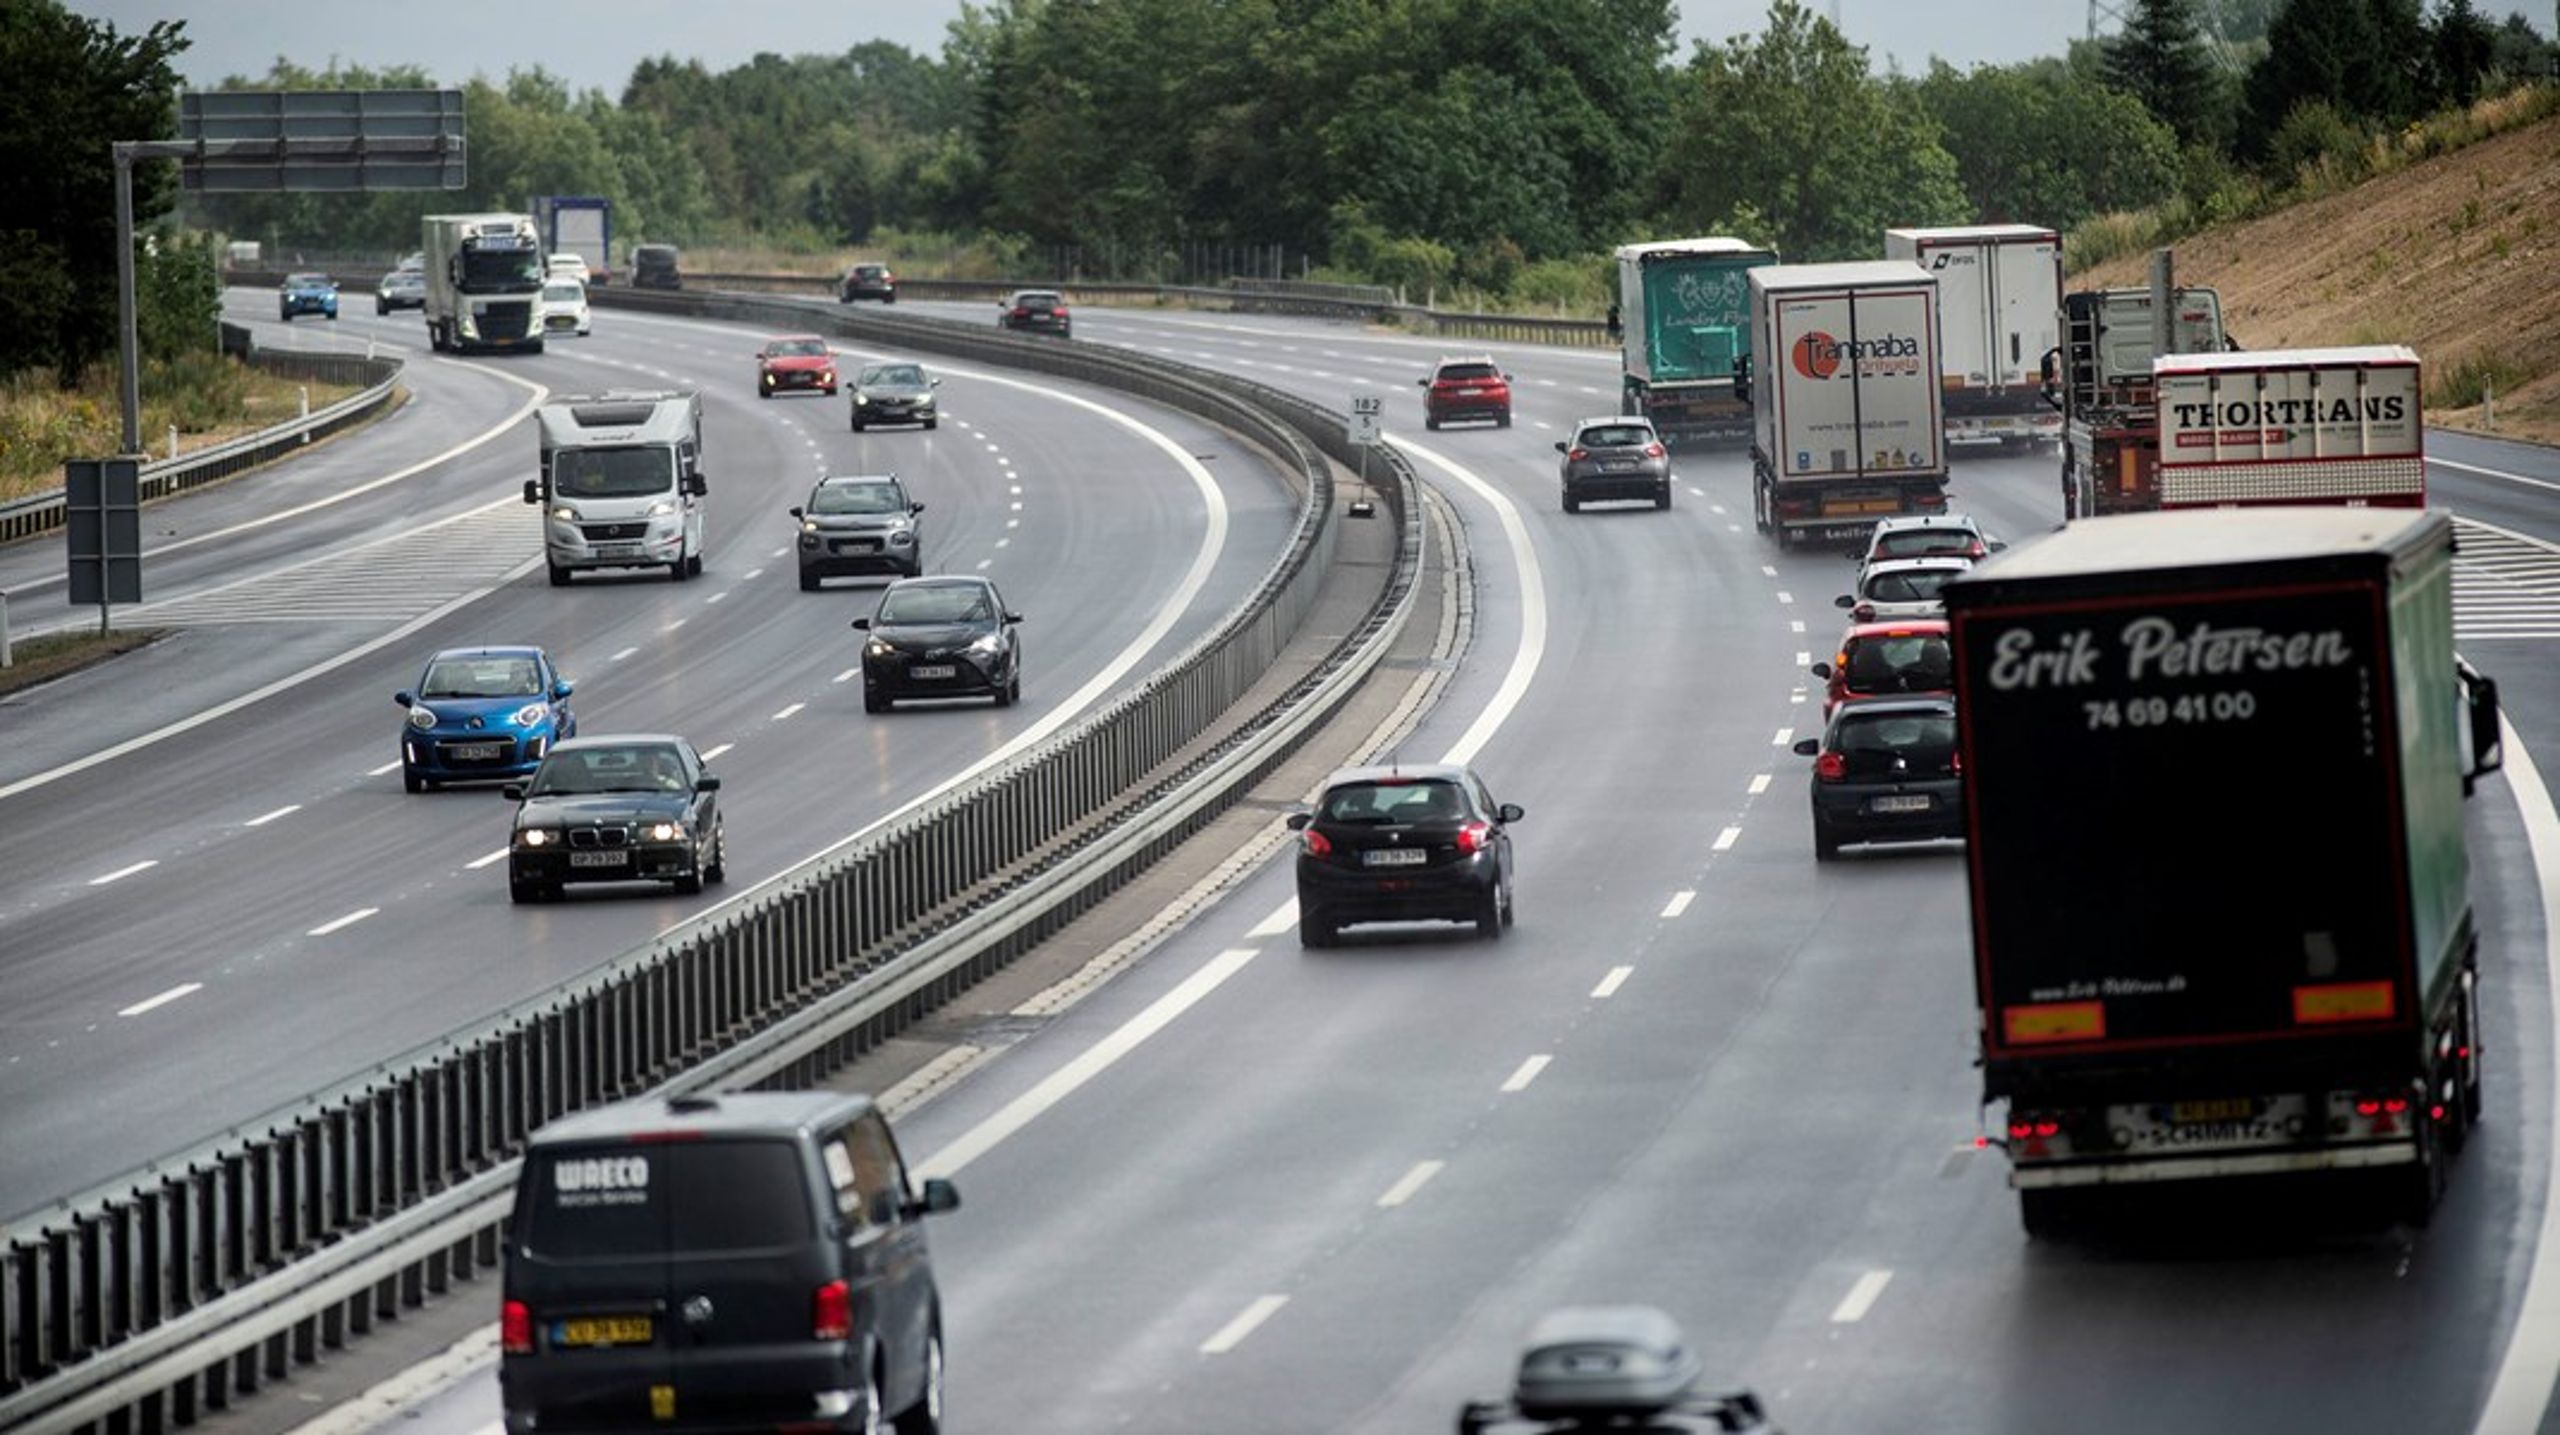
[503,734,726,903]
[1288,763,1522,947]
[854,576,1021,713]
[1790,696,1963,860]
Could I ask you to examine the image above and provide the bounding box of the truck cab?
[2047,286,2226,520]
[422,213,548,355]
[525,391,709,585]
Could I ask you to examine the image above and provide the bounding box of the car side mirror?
[394,690,414,707]
[685,474,708,497]
[1732,351,1753,404]
[1834,594,1856,609]
[522,478,542,506]
[502,783,527,801]
[1809,662,1833,679]
[1285,812,1311,831]
[1415,378,1429,387]
[554,679,574,699]
[1503,372,1515,381]
[851,617,872,631]
[695,774,721,792]
[1004,612,1023,624]
[1988,539,2008,552]
[1497,802,1524,823]
[910,1177,961,1217]
[787,505,805,519]
[931,376,943,387]
[1553,441,1567,453]
[911,502,926,515]
[1791,738,1821,757]
[2462,659,2504,795]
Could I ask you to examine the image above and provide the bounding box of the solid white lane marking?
[1393,438,1547,767]
[367,760,402,776]
[89,860,159,886]
[1200,1295,1288,1355]
[1830,1269,1894,1324]
[1714,826,1741,852]
[917,946,1260,1180]
[1377,1160,1446,1208]
[1500,1055,1552,1093]
[1592,966,1634,999]
[1661,890,1695,919]
[2471,715,2560,1433]
[244,805,301,827]
[833,667,859,684]
[308,908,378,937]
[773,702,806,721]
[465,849,508,870]
[1247,899,1299,938]
[1773,728,1794,746]
[118,983,202,1017]
[611,646,638,662]
[2434,455,2560,494]
[700,743,735,762]
[1749,774,1772,794]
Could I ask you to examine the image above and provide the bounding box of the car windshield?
[517,1141,812,1260]
[1437,363,1499,382]
[1864,568,1961,604]
[812,482,905,516]
[553,445,675,499]
[1319,778,1470,826]
[1843,634,1952,692]
[878,585,995,625]
[1832,711,1958,776]
[768,338,828,357]
[542,282,583,302]
[420,656,542,698]
[1578,424,1653,448]
[1013,292,1060,309]
[862,364,925,387]
[285,274,331,288]
[1875,529,1979,558]
[856,265,887,279]
[529,745,690,796]
[459,245,543,289]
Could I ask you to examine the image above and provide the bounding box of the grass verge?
[0,356,362,506]
[0,628,166,698]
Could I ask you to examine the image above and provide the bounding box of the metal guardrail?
[0,288,1424,1434]
[0,342,402,547]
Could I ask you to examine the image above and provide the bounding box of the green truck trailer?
[1614,238,1778,444]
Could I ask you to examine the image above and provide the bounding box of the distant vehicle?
[397,251,425,273]
[1458,1306,1775,1435]
[1790,695,1962,861]
[374,268,427,314]
[422,213,546,353]
[997,289,1070,337]
[629,242,682,291]
[1287,763,1522,947]
[793,473,925,589]
[840,262,898,303]
[758,335,839,399]
[853,576,1022,713]
[501,1090,959,1435]
[525,390,708,585]
[1884,224,2063,448]
[851,361,940,432]
[393,645,576,792]
[1855,514,2001,570]
[502,734,724,902]
[534,195,611,284]
[223,239,261,267]
[539,278,591,337]
[545,253,591,287]
[1836,555,1974,623]
[278,272,337,322]
[1555,416,1671,512]
[1614,238,1777,445]
[1421,354,1513,430]
[1809,617,1951,718]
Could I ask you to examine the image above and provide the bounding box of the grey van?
[501,1091,959,1434]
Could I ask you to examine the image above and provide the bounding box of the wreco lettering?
[553,1155,651,1207]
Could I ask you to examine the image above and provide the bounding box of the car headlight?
[407,705,438,731]
[508,702,550,728]
[852,389,869,403]
[820,369,835,385]
[551,505,579,522]
[967,633,1006,657]
[518,827,553,847]
[802,519,821,534]
[890,529,914,546]
[646,821,684,843]
[646,500,676,519]
[866,639,895,659]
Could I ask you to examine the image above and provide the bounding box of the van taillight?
[1815,752,1846,782]
[502,1299,533,1354]
[813,1279,852,1341]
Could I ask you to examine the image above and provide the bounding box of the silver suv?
[1555,416,1671,513]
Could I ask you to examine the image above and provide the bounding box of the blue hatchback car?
[394,646,575,792]
[279,272,338,322]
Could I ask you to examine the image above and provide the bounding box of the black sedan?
[998,290,1070,337]
[851,361,940,431]
[1288,763,1522,947]
[793,473,924,587]
[503,734,726,902]
[854,576,1022,712]
[839,261,897,303]
[1790,696,1962,860]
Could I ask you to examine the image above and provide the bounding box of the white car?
[546,253,592,286]
[1836,556,1975,623]
[540,278,591,338]
[1855,513,2002,572]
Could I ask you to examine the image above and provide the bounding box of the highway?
[0,292,1306,1216]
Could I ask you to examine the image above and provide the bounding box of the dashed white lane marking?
[1200,1296,1289,1355]
[244,805,301,827]
[89,860,159,885]
[118,983,202,1017]
[1500,1055,1553,1093]
[466,849,508,870]
[1592,965,1634,999]
[1010,501,1023,510]
[833,668,859,684]
[1789,620,1806,633]
[1830,1269,1894,1324]
[1688,486,1706,497]
[1007,519,1019,529]
[1713,826,1741,852]
[1533,420,1555,430]
[996,538,1011,548]
[1661,890,1695,919]
[367,760,402,777]
[1749,774,1772,795]
[610,646,639,662]
[665,617,688,631]
[308,908,378,937]
[1248,899,1299,938]
[773,702,806,721]
[1710,504,1728,515]
[705,591,729,605]
[1790,690,1807,705]
[700,743,735,762]
[1776,591,1794,605]
[1376,1160,1446,1209]
[1773,728,1795,746]
[1761,565,1778,577]
[1795,651,1812,665]
[1009,485,1022,495]
[1729,524,1742,533]
[769,547,790,559]
[743,568,764,580]
[976,559,991,570]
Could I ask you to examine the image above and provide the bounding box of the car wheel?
[547,562,570,587]
[670,553,689,582]
[924,418,938,430]
[884,294,897,305]
[826,386,839,397]
[1814,824,1841,862]
[759,386,772,400]
[865,691,890,714]
[800,570,821,592]
[893,1327,943,1435]
[509,873,544,905]
[673,863,704,896]
[1501,881,1516,927]
[1562,492,1579,514]
[687,552,703,577]
[1475,887,1503,939]
[1298,909,1334,949]
[375,303,387,316]
[860,1358,886,1435]
[1425,416,1440,431]
[278,310,291,323]
[704,825,727,884]
[1655,484,1673,511]
[852,416,865,432]
[403,768,425,794]
[1496,411,1512,429]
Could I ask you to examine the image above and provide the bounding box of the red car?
[1809,617,1952,718]
[756,334,838,399]
[1420,355,1513,430]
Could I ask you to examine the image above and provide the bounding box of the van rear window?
[520,1140,813,1258]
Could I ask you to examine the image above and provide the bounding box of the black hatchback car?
[1790,696,1963,860]
[630,243,682,291]
[854,576,1022,712]
[1288,764,1523,946]
[794,474,924,588]
[997,289,1070,337]
[839,262,897,303]
[501,1090,960,1435]
[504,734,726,902]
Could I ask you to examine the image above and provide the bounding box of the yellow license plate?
[2171,1098,2256,1123]
[556,1315,654,1347]
[1828,499,1900,515]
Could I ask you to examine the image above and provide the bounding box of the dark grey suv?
[793,474,925,588]
[501,1091,959,1435]
[1556,417,1671,512]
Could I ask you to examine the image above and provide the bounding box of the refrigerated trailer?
[1614,238,1779,444]
[1945,508,2503,1235]
[2155,345,2426,509]
[1884,225,2062,448]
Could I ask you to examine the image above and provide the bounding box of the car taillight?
[1302,828,1332,858]
[1566,448,1588,462]
[1053,303,1068,314]
[1644,443,1666,459]
[1815,752,1846,782]
[1010,308,1029,318]
[1951,751,1963,775]
[502,1299,533,1355]
[813,1279,852,1340]
[1455,820,1492,854]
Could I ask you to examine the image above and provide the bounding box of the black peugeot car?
[1288,763,1523,947]
[503,734,726,902]
[854,576,1022,713]
[793,473,924,588]
[1790,696,1963,861]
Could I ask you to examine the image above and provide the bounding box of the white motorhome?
[422,213,547,354]
[524,391,708,584]
[1883,225,2061,447]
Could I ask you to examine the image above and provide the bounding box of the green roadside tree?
[2102,0,2227,148]
[1913,60,2181,231]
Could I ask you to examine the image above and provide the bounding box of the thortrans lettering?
[2171,394,2408,429]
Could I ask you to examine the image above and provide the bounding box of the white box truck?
[523,390,709,584]
[1739,261,1950,549]
[2154,345,2426,510]
[422,213,547,355]
[1884,224,2062,448]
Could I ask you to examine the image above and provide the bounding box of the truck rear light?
[1455,820,1492,854]
[2354,1099,2381,1116]
[502,1299,533,1355]
[1301,829,1332,858]
[813,1279,852,1341]
[1814,752,1846,782]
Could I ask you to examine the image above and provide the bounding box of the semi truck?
[1613,238,1778,444]
[534,195,612,284]
[1884,224,2062,449]
[523,390,708,585]
[422,213,547,354]
[1736,260,1949,549]
[2155,345,2426,510]
[1944,507,2504,1235]
[2049,284,2228,520]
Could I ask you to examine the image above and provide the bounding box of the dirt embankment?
[2079,112,2560,447]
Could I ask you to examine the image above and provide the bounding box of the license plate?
[1603,461,1635,472]
[1869,794,1932,813]
[553,1315,653,1348]
[2171,1098,2259,1123]
[1830,499,1900,514]
[837,541,879,554]
[1363,847,1428,867]
[449,742,503,761]
[568,850,629,868]
[597,543,640,556]
[909,664,957,680]
[2114,1094,2305,1153]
